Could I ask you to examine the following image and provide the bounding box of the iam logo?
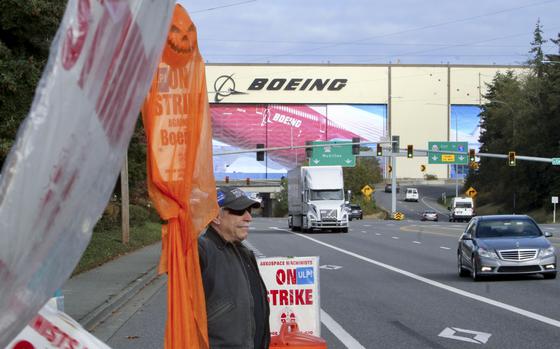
[213,74,247,102]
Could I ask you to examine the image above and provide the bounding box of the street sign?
[393,212,404,220]
[428,141,468,165]
[552,196,559,204]
[552,158,560,165]
[361,185,374,197]
[465,187,477,198]
[310,141,356,167]
[420,164,426,172]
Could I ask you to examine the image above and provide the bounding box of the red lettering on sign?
[267,289,314,306]
[276,268,297,285]
[30,314,81,349]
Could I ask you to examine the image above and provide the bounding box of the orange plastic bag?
[142,5,218,348]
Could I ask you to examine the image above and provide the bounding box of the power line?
[253,0,560,62]
[190,0,257,14]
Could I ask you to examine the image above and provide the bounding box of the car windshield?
[455,202,472,208]
[476,219,542,238]
[310,189,344,200]
[351,205,360,210]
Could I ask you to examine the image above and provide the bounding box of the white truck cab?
[448,197,474,222]
[404,188,419,202]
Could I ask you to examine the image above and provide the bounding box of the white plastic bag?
[0,1,174,346]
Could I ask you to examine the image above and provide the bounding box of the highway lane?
[98,218,560,348]
[374,184,455,221]
[248,218,560,348]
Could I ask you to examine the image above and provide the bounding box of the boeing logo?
[213,75,349,102]
[213,74,247,102]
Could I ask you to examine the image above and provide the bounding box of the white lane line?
[273,227,560,329]
[440,246,451,250]
[420,197,446,214]
[413,241,422,244]
[375,233,382,236]
[392,236,400,240]
[364,224,371,227]
[321,309,366,349]
[361,231,367,234]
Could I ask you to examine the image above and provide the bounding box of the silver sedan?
[457,215,556,281]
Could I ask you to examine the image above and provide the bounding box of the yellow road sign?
[361,185,374,197]
[393,212,405,220]
[420,164,426,172]
[466,187,478,198]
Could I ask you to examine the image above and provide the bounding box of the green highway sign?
[310,141,356,167]
[552,158,560,166]
[428,141,468,165]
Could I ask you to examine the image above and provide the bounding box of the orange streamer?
[142,5,218,348]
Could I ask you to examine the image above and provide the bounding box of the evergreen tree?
[528,19,547,77]
[0,0,66,167]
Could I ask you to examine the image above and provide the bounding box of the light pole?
[491,99,516,212]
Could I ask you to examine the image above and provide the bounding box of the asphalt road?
[98,218,560,349]
[374,183,457,221]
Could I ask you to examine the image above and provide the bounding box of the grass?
[72,221,161,276]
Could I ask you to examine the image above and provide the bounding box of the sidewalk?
[63,242,162,331]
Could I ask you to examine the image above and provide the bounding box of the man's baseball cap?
[216,187,261,210]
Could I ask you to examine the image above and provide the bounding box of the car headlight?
[540,246,555,258]
[478,247,498,259]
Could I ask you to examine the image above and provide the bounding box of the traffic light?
[469,149,476,163]
[407,145,413,158]
[256,143,265,161]
[305,141,313,158]
[352,137,360,155]
[508,151,516,167]
[391,135,400,153]
[376,144,383,156]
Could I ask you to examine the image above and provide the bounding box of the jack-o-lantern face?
[162,5,197,67]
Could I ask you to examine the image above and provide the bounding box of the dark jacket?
[198,226,270,349]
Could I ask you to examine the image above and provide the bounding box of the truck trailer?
[288,166,349,233]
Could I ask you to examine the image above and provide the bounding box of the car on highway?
[404,187,419,202]
[346,204,363,220]
[457,215,557,281]
[384,183,400,193]
[421,210,438,221]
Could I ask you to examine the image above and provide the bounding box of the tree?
[343,155,382,202]
[528,19,547,77]
[0,1,66,167]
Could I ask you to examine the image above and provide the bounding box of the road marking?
[243,240,266,258]
[375,233,382,236]
[321,309,366,349]
[440,246,451,250]
[392,236,400,240]
[320,265,343,270]
[420,197,446,214]
[364,224,371,227]
[413,241,422,244]
[273,227,560,329]
[438,327,491,344]
[361,230,367,234]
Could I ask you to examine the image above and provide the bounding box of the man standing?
[199,187,270,349]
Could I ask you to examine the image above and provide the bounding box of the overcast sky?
[177,0,560,65]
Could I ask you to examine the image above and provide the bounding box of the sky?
[178,0,560,66]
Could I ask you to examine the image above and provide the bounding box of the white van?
[405,188,419,202]
[448,197,474,222]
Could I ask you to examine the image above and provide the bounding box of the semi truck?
[287,166,349,233]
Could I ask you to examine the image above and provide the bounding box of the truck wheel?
[341,227,349,233]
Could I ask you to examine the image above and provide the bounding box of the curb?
[79,266,160,331]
